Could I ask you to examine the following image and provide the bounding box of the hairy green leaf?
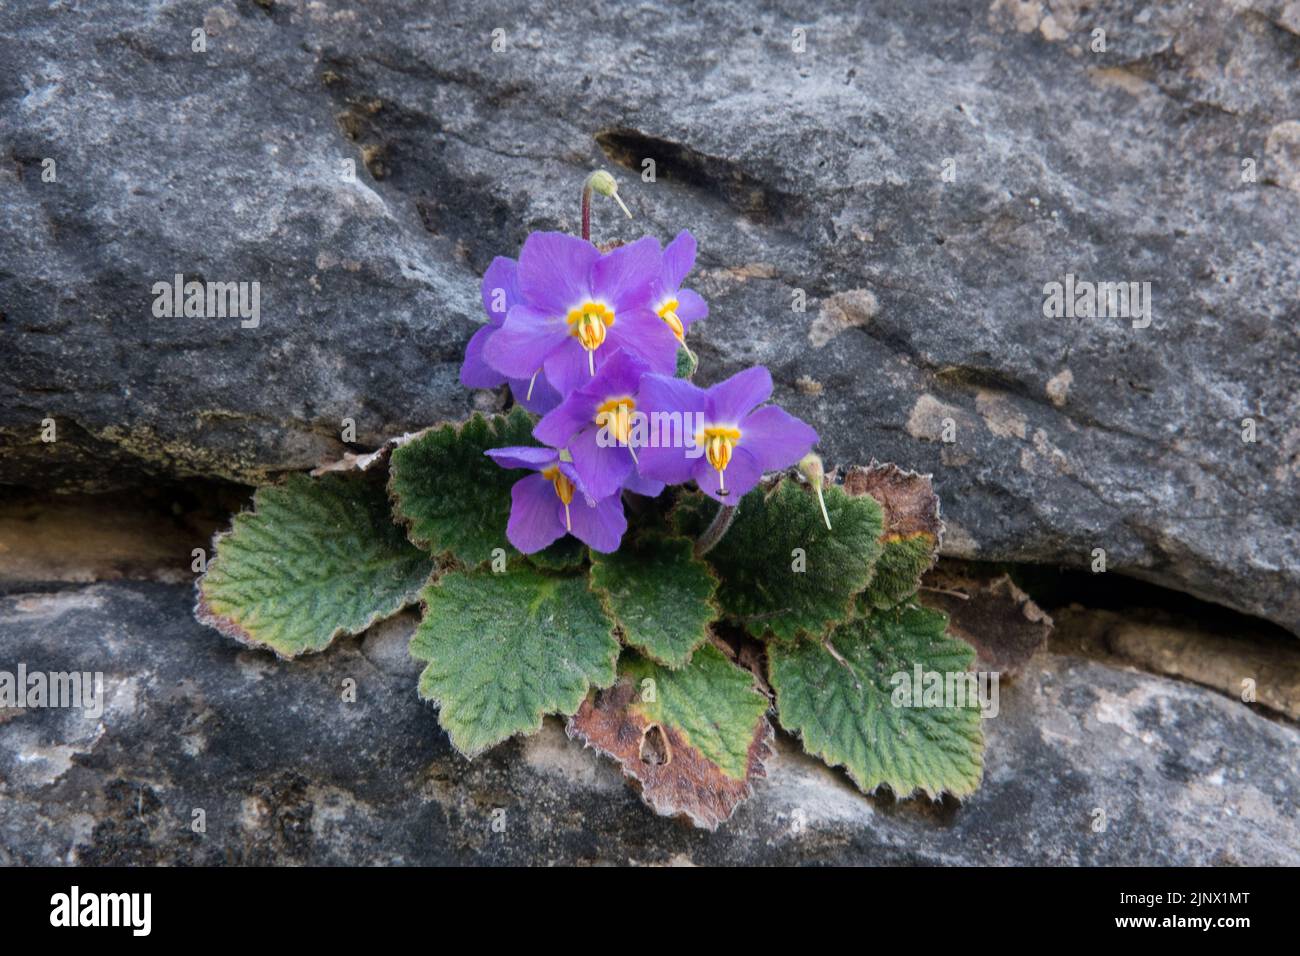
[388,408,536,566]
[768,604,985,799]
[568,644,772,829]
[196,472,433,658]
[589,534,718,668]
[526,535,588,571]
[844,464,942,609]
[410,567,619,757]
[674,346,697,379]
[675,478,883,643]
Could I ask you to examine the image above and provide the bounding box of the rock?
[0,485,233,587]
[1,1,1296,633]
[1108,619,1300,722]
[0,581,1295,865]
[0,2,482,492]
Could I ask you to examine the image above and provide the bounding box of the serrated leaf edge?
[724,476,887,645]
[386,407,535,563]
[194,477,434,660]
[565,681,775,831]
[839,459,946,558]
[410,571,621,759]
[768,605,985,802]
[588,534,723,669]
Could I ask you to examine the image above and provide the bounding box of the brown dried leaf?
[841,462,943,607]
[567,646,773,830]
[920,568,1053,676]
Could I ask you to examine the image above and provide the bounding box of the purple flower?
[647,230,708,345]
[635,366,818,503]
[485,446,628,553]
[533,349,665,501]
[460,257,560,414]
[481,232,679,396]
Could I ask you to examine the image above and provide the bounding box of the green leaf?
[589,534,718,668]
[844,464,942,609]
[196,472,434,658]
[864,534,937,609]
[675,478,883,643]
[526,535,589,571]
[410,566,619,757]
[568,644,773,829]
[768,604,985,799]
[674,346,697,379]
[388,408,536,566]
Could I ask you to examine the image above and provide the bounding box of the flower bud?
[586,169,632,218]
[798,452,824,484]
[798,453,832,531]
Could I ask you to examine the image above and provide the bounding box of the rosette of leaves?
[195,414,983,828]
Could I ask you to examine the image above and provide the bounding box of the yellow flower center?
[567,301,615,351]
[567,301,615,375]
[698,425,741,493]
[542,465,575,530]
[656,298,685,342]
[594,396,636,446]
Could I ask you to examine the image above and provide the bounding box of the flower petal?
[633,379,706,486]
[568,424,634,501]
[587,347,652,399]
[738,405,819,472]
[480,256,519,325]
[675,287,709,326]
[692,445,764,504]
[707,366,772,425]
[543,340,596,396]
[557,460,595,504]
[533,348,649,447]
[485,446,556,471]
[506,474,566,553]
[636,440,698,486]
[624,469,666,498]
[482,303,568,379]
[637,372,708,418]
[634,371,707,413]
[460,324,507,389]
[508,372,561,415]
[662,230,697,290]
[517,231,598,315]
[567,493,627,553]
[607,308,680,375]
[533,391,597,448]
[591,236,660,311]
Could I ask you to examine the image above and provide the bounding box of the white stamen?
[815,483,832,531]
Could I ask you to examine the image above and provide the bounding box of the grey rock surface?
[1,0,1297,633]
[0,581,1295,865]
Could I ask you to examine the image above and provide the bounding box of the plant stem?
[694,503,737,558]
[581,170,631,244]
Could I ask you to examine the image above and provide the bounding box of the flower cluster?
[462,206,818,554]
